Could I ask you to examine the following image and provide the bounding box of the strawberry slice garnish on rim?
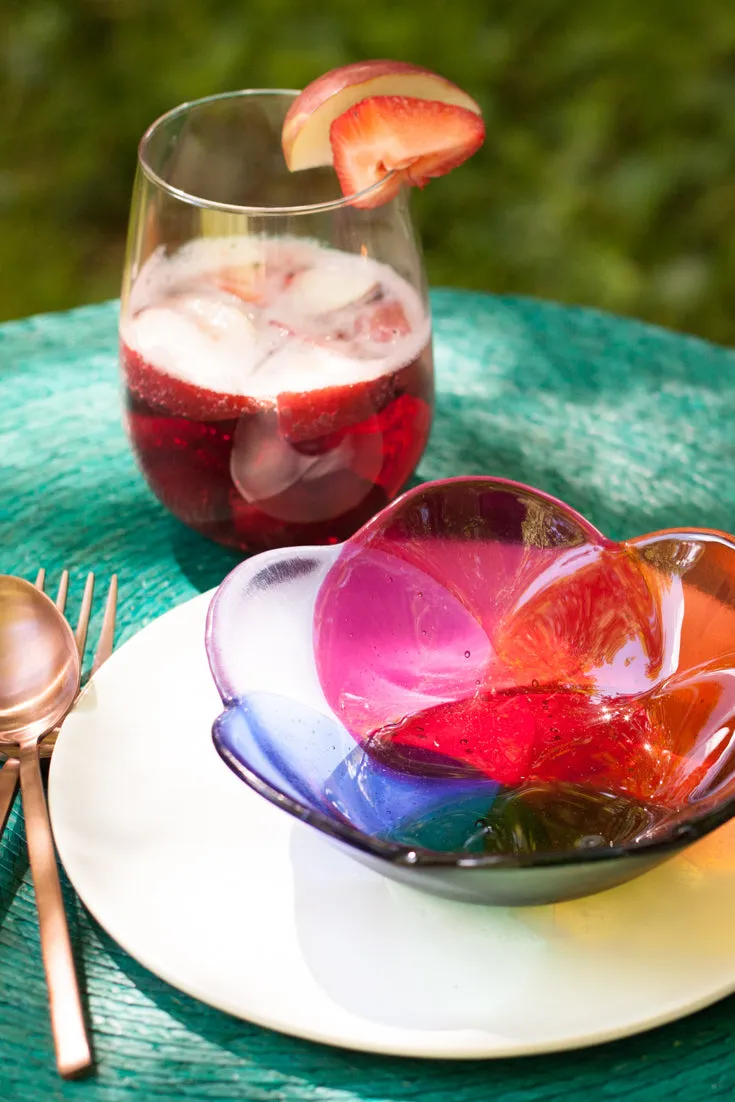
[329,95,485,208]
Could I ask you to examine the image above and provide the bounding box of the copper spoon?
[0,575,91,1078]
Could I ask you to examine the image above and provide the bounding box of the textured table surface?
[1,292,735,1100]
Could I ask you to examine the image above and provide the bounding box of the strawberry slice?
[356,298,411,341]
[330,96,485,208]
[121,341,263,421]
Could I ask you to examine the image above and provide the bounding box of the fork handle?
[19,743,92,1078]
[0,758,20,836]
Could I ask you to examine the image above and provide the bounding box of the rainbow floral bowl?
[205,477,735,906]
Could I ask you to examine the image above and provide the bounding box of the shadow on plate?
[285,822,735,1034]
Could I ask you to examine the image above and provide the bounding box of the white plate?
[49,592,735,1059]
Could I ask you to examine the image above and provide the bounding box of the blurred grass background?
[2,0,735,343]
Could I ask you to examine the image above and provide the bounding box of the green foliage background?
[3,0,735,343]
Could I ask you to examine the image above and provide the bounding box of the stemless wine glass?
[119,90,434,552]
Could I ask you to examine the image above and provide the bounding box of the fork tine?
[90,575,117,677]
[34,568,46,591]
[74,573,95,662]
[55,570,69,614]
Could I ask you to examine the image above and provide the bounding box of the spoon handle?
[19,743,92,1079]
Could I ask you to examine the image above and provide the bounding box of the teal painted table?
[1,292,735,1100]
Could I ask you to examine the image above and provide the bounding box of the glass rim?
[137,87,399,215]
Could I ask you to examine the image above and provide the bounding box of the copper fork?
[0,571,118,842]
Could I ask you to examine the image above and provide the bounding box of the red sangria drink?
[121,236,433,550]
[120,72,483,549]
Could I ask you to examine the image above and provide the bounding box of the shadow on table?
[0,800,94,1059]
[168,520,243,594]
[167,473,423,593]
[0,803,28,927]
[5,485,175,579]
[98,915,735,1098]
[5,460,241,600]
[424,394,735,542]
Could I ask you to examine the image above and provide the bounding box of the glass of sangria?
[119,89,434,551]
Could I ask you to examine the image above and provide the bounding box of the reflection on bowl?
[205,477,735,905]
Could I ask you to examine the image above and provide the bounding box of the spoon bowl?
[0,573,90,1077]
[0,576,80,743]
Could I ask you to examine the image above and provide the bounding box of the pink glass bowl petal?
[315,480,669,783]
